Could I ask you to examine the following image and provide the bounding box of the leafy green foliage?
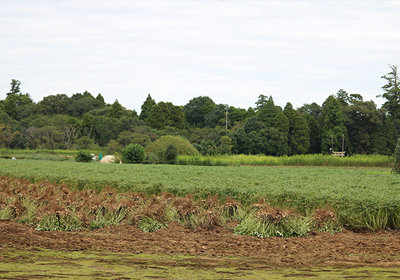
[75,150,92,162]
[89,208,127,230]
[321,96,348,154]
[379,64,400,119]
[183,96,215,128]
[108,100,124,119]
[164,143,178,164]
[233,214,312,238]
[121,143,146,163]
[146,104,166,129]
[290,114,310,155]
[4,99,17,119]
[257,96,282,126]
[137,216,166,233]
[36,94,72,115]
[139,94,157,121]
[218,136,233,154]
[36,214,83,231]
[146,135,199,156]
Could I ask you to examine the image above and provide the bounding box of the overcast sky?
[1,1,400,113]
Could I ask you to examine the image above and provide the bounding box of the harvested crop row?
[0,176,340,237]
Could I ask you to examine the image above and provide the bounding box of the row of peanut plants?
[0,176,341,237]
[0,159,399,230]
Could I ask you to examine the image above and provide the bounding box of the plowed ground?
[1,219,400,268]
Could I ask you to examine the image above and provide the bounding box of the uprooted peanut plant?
[0,176,341,236]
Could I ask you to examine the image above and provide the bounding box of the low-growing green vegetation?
[75,149,93,162]
[0,159,399,231]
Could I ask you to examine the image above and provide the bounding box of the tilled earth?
[1,219,400,268]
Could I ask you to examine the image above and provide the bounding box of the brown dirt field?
[1,219,400,268]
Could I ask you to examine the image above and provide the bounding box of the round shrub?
[122,143,146,164]
[146,135,199,156]
[164,143,178,164]
[75,150,92,162]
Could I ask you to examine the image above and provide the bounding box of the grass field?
[0,159,399,230]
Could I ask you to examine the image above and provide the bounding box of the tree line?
[1,64,399,156]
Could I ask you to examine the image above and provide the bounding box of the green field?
[1,159,399,230]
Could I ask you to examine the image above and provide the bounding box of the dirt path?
[1,220,400,269]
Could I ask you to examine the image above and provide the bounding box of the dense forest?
[1,65,399,156]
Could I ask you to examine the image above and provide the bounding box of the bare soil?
[1,219,400,269]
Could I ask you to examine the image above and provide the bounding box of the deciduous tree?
[183,96,214,127]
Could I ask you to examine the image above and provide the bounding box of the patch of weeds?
[312,206,342,234]
[234,206,312,237]
[89,207,127,230]
[15,198,38,225]
[196,209,226,230]
[137,216,166,233]
[36,213,83,231]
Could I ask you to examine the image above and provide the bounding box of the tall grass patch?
[178,154,393,167]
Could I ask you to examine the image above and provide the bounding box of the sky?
[1,0,400,113]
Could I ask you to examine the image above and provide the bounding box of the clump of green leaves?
[233,207,311,238]
[164,143,178,164]
[89,207,127,230]
[137,216,166,233]
[36,213,83,231]
[121,143,146,164]
[75,150,93,162]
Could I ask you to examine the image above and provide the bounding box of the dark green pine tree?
[108,100,124,119]
[158,102,173,127]
[244,116,266,134]
[283,102,297,155]
[290,114,310,155]
[96,93,106,106]
[304,114,320,154]
[321,96,348,154]
[283,102,296,133]
[273,111,289,135]
[146,105,166,129]
[129,109,138,118]
[369,118,398,155]
[139,94,156,121]
[257,96,281,127]
[170,105,185,129]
